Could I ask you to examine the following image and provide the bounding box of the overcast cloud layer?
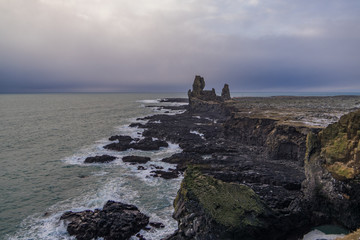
[0,0,359,92]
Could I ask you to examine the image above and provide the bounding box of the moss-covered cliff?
[169,167,275,240]
[319,110,360,180]
[304,109,360,229]
[306,109,360,180]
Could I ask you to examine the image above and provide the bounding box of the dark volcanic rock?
[221,83,231,101]
[149,222,165,228]
[104,136,168,152]
[303,110,360,230]
[104,135,133,151]
[84,155,116,163]
[108,135,133,143]
[61,200,149,240]
[150,164,164,170]
[131,137,168,151]
[162,152,203,171]
[123,156,151,164]
[150,169,179,179]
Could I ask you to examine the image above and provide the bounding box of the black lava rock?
[123,156,151,164]
[61,200,149,240]
[84,155,116,163]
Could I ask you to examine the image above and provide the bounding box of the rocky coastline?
[61,76,360,239]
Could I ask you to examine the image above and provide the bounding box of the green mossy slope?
[175,167,270,231]
[307,110,360,180]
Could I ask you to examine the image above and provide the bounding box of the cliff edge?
[304,110,360,229]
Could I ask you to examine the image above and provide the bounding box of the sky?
[0,0,359,93]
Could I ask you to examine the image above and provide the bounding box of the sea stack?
[188,75,231,102]
[221,83,231,100]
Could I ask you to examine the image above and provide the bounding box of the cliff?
[168,167,276,240]
[303,110,360,229]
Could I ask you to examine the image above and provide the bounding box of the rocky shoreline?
[61,76,360,239]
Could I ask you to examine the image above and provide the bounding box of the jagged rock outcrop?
[60,200,149,240]
[303,110,360,229]
[224,115,319,165]
[188,75,231,113]
[221,84,231,100]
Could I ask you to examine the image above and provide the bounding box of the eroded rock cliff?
[303,110,360,229]
[167,167,276,240]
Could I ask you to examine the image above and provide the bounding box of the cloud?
[0,0,359,92]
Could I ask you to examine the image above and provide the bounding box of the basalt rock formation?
[221,84,231,100]
[303,110,360,230]
[188,75,232,114]
[60,201,149,240]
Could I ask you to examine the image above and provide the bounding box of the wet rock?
[137,166,147,170]
[104,141,132,152]
[84,155,116,163]
[150,164,164,170]
[149,222,165,229]
[60,200,149,240]
[123,156,151,164]
[162,152,203,171]
[150,169,179,179]
[104,137,168,152]
[131,137,168,151]
[136,233,146,240]
[109,135,133,143]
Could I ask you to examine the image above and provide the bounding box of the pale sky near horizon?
[0,0,359,93]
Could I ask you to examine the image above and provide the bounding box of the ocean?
[0,93,187,240]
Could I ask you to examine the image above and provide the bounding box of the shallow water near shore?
[0,93,186,239]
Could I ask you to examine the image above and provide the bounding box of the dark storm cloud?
[0,0,359,92]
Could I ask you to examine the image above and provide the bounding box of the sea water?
[0,93,186,239]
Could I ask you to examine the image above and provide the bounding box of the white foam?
[115,123,145,139]
[136,99,160,104]
[190,130,205,140]
[166,102,188,106]
[202,154,212,159]
[302,229,344,240]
